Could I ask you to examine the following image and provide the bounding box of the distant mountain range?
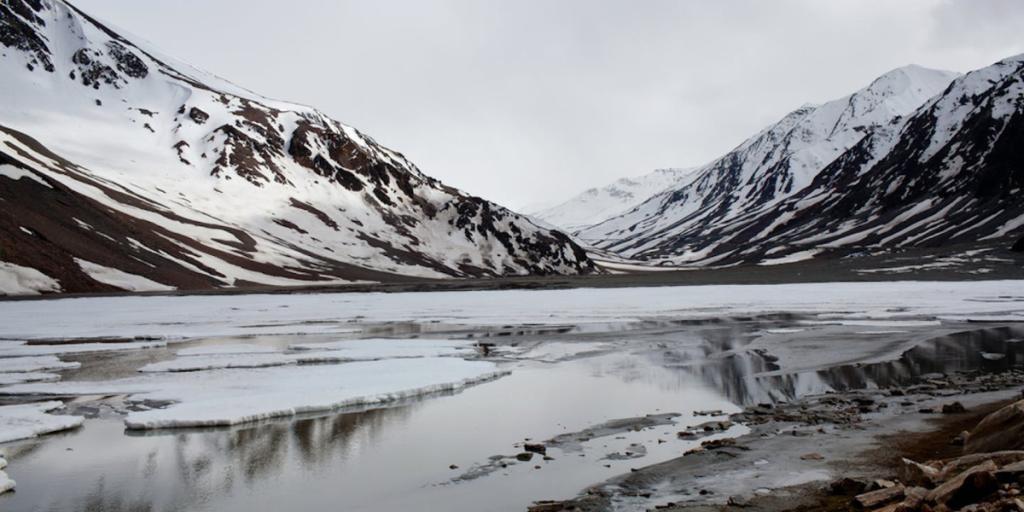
[574,59,1023,266]
[523,168,697,232]
[0,0,594,294]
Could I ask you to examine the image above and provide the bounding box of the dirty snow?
[0,372,61,385]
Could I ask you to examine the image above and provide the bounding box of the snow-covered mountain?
[524,168,697,232]
[579,60,1024,265]
[0,0,595,294]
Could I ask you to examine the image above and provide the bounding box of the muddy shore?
[528,370,1024,512]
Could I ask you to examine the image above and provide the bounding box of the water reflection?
[3,321,1024,512]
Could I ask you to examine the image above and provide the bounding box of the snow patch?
[74,259,176,292]
[0,262,61,295]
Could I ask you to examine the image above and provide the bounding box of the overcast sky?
[73,0,1024,210]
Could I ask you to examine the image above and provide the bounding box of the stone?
[941,452,1024,478]
[942,401,967,414]
[947,470,999,510]
[927,460,998,505]
[995,461,1024,484]
[517,453,534,462]
[801,453,825,460]
[902,486,929,509]
[854,483,905,508]
[900,458,941,488]
[524,443,547,455]
[831,477,869,496]
[727,495,750,507]
[966,401,1024,454]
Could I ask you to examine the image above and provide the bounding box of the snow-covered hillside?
[580,60,1024,265]
[525,168,697,232]
[0,0,594,294]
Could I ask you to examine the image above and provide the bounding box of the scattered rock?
[449,464,459,470]
[517,453,534,462]
[801,453,825,460]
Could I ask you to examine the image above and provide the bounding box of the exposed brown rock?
[854,483,905,508]
[965,400,1024,454]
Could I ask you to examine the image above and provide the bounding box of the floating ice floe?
[0,355,80,373]
[0,372,61,385]
[0,469,13,494]
[2,358,505,430]
[0,341,166,357]
[139,353,296,373]
[0,401,84,443]
[288,338,477,361]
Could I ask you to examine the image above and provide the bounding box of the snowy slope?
[0,0,594,295]
[578,60,1024,265]
[525,168,697,232]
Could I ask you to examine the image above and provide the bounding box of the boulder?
[946,470,999,509]
[966,401,1024,454]
[831,477,869,496]
[854,484,905,508]
[900,458,940,487]
[927,460,997,505]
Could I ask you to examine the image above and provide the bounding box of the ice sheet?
[2,358,504,429]
[0,401,84,443]
[0,341,166,357]
[0,281,1021,341]
[0,372,61,385]
[0,356,80,373]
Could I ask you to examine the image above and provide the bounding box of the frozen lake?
[0,281,1022,511]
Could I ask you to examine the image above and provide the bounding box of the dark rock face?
[1012,236,1024,253]
[0,0,53,72]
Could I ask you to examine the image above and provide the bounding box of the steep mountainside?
[0,0,593,294]
[525,168,697,232]
[577,60,1024,265]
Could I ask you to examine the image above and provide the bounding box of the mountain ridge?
[0,0,594,295]
[579,57,1023,266]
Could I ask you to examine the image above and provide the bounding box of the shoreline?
[529,370,1024,511]
[2,240,1022,302]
